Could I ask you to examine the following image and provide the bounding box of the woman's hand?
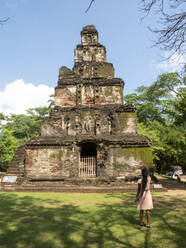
[135,196,139,202]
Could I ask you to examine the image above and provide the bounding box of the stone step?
[1,184,167,193]
[8,164,24,167]
[7,171,24,175]
[9,160,24,163]
[22,181,136,185]
[21,184,137,189]
[2,187,139,193]
[5,173,24,177]
[11,156,25,159]
[11,153,25,157]
[10,157,25,161]
[21,183,138,188]
[12,160,24,163]
[7,168,24,171]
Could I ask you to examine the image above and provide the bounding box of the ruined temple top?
[58,25,116,81]
[81,25,98,34]
[74,25,107,64]
[81,25,98,45]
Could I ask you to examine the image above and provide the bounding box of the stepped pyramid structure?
[1,25,153,191]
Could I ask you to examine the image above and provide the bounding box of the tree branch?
[140,0,186,56]
[0,17,10,25]
[85,0,95,13]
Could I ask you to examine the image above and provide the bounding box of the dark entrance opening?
[80,142,97,157]
[79,142,97,177]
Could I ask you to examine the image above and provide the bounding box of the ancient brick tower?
[2,25,153,189]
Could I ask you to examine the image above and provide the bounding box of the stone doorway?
[79,142,97,177]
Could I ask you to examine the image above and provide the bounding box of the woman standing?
[136,167,153,228]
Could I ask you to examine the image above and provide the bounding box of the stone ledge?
[26,134,151,148]
[76,43,105,49]
[50,104,136,115]
[57,77,124,86]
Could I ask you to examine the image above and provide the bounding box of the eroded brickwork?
[25,148,74,180]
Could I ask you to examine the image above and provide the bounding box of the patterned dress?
[137,176,153,210]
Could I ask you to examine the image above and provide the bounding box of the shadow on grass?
[0,193,185,248]
[103,193,186,248]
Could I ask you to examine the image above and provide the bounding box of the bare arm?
[136,184,141,200]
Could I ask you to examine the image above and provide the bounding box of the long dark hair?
[141,168,149,194]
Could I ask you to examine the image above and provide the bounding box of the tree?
[125,72,186,124]
[85,0,95,13]
[0,104,52,171]
[86,0,186,57]
[138,121,185,173]
[0,113,6,127]
[124,72,186,172]
[0,128,18,171]
[141,0,186,56]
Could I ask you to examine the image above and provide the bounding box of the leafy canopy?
[124,72,186,172]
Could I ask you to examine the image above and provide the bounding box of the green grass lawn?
[0,192,185,248]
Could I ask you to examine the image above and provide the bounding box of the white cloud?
[156,52,185,72]
[6,0,17,9]
[0,79,54,115]
[6,0,28,9]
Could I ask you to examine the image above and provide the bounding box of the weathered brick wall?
[73,62,114,78]
[81,29,98,45]
[25,148,76,180]
[54,86,76,107]
[74,46,106,63]
[25,145,152,181]
[117,112,137,134]
[54,83,123,107]
[100,147,153,180]
[95,85,122,104]
[81,85,94,105]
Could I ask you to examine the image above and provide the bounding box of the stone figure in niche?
[87,35,92,43]
[84,115,94,133]
[64,116,70,135]
[110,113,119,134]
[61,115,65,130]
[95,114,101,135]
[84,116,90,132]
[92,52,96,62]
[108,116,112,134]
[75,115,82,134]
[102,116,110,134]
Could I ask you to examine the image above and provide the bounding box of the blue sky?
[0,0,184,115]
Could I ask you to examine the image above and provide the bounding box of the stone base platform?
[0,180,167,193]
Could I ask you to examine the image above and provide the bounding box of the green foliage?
[125,72,186,172]
[0,100,53,171]
[0,112,5,120]
[0,128,19,171]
